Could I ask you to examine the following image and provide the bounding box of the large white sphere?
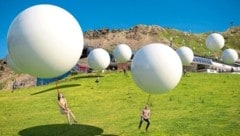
[131,43,182,94]
[176,46,194,66]
[221,49,238,64]
[7,4,84,78]
[6,54,24,73]
[87,48,110,71]
[206,33,225,51]
[112,44,132,63]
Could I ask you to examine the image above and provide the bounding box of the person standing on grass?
[183,68,187,76]
[57,92,78,125]
[123,68,128,76]
[11,79,18,93]
[95,76,100,85]
[138,105,151,132]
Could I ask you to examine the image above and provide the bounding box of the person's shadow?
[18,124,118,136]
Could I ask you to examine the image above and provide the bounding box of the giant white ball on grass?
[112,44,132,63]
[7,4,84,78]
[221,49,238,64]
[87,48,110,71]
[176,46,194,66]
[206,33,225,51]
[131,43,182,94]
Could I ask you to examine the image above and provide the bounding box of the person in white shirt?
[138,105,150,131]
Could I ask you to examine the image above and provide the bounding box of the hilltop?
[84,25,240,57]
[1,25,240,90]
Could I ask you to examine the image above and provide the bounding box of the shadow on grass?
[18,124,118,136]
[71,75,104,80]
[31,84,81,95]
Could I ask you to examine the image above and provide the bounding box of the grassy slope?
[0,72,240,136]
[160,29,219,57]
[161,27,240,58]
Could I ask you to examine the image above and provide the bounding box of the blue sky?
[0,0,239,59]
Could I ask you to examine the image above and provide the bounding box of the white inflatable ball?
[221,49,238,64]
[112,44,132,63]
[6,54,24,73]
[176,46,194,66]
[87,48,110,71]
[206,33,225,51]
[131,43,182,94]
[7,4,84,78]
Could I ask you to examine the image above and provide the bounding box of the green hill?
[0,72,239,136]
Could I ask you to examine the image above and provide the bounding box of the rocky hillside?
[1,25,240,90]
[84,25,169,51]
[84,25,240,57]
[0,60,36,90]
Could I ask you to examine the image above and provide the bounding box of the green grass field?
[0,72,240,136]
